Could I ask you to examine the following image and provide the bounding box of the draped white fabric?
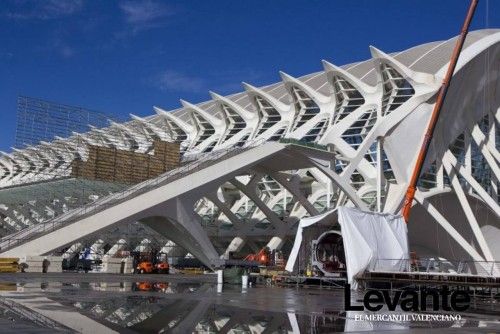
[285,206,409,289]
[338,206,409,288]
[285,209,337,273]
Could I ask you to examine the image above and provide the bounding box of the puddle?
[0,274,499,333]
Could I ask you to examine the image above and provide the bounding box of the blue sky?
[0,0,498,151]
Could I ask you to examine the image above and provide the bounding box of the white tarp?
[285,209,337,273]
[285,206,409,288]
[338,206,409,287]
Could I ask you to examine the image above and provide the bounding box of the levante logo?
[344,285,470,312]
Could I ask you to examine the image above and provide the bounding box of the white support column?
[327,146,333,210]
[89,239,105,260]
[464,131,472,175]
[62,243,83,259]
[283,189,287,213]
[488,112,496,155]
[376,137,383,213]
[266,236,285,252]
[471,127,500,181]
[308,158,369,211]
[443,151,500,216]
[223,237,245,260]
[336,191,347,208]
[488,112,499,200]
[415,193,484,261]
[162,240,188,260]
[443,163,494,261]
[472,125,500,163]
[436,161,445,189]
[205,194,244,229]
[105,239,127,257]
[230,177,284,227]
[463,132,473,194]
[134,239,151,253]
[326,180,332,210]
[265,171,319,216]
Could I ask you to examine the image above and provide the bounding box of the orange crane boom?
[402,0,479,223]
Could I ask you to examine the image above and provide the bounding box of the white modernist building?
[0,29,498,268]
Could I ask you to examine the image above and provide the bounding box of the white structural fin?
[322,60,375,94]
[209,91,258,147]
[242,82,292,114]
[279,71,333,141]
[209,91,256,122]
[279,71,331,105]
[322,60,375,125]
[154,106,196,147]
[154,106,195,133]
[180,99,225,152]
[369,46,436,85]
[129,113,172,141]
[370,46,418,117]
[243,82,294,141]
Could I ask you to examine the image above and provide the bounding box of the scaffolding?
[15,96,121,150]
[1,96,180,253]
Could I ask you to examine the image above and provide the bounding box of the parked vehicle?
[155,261,169,274]
[132,281,169,292]
[62,250,102,273]
[136,261,154,274]
[133,250,169,274]
[133,281,153,291]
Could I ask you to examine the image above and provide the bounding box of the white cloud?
[119,0,173,32]
[158,70,206,93]
[3,0,83,20]
[42,0,83,17]
[153,68,265,95]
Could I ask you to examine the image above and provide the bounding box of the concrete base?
[101,257,134,274]
[20,256,62,273]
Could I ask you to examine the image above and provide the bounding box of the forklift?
[132,250,169,274]
[155,252,169,274]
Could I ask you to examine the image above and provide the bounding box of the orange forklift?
[133,250,169,274]
[155,252,170,274]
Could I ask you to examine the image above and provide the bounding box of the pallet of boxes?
[71,140,180,185]
[0,258,19,273]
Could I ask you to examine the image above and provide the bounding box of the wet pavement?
[0,273,498,333]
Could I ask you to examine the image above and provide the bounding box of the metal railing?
[368,258,500,278]
[279,138,329,151]
[0,296,72,332]
[0,138,271,251]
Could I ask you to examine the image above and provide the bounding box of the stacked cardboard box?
[71,140,180,184]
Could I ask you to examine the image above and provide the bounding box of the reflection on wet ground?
[0,273,498,333]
